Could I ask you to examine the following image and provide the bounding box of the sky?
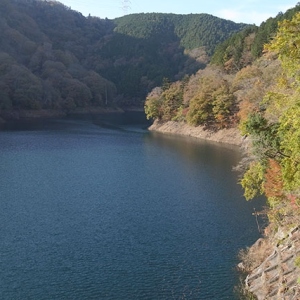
[57,0,298,25]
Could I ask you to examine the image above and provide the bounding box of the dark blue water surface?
[0,113,263,299]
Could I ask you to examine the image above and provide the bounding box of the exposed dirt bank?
[149,120,244,146]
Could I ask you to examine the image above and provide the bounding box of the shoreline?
[148,119,245,147]
[149,120,300,298]
[0,107,149,125]
[0,107,126,122]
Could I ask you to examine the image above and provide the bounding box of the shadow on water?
[145,131,242,172]
[91,111,152,132]
[145,130,267,300]
[0,111,152,133]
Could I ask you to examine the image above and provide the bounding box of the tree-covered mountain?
[113,13,245,55]
[145,3,300,130]
[144,3,300,207]
[0,0,248,113]
[210,4,300,72]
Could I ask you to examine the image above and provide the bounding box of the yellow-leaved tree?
[264,13,300,196]
[241,12,300,219]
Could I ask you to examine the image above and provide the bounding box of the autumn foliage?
[264,159,283,198]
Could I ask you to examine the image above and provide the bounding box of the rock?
[245,227,300,299]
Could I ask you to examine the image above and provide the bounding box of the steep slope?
[210,4,300,72]
[0,0,117,112]
[113,13,247,56]
[108,13,247,100]
[244,227,300,299]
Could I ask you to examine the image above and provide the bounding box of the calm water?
[0,113,263,299]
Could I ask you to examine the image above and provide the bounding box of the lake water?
[0,113,263,299]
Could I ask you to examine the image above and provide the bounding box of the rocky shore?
[148,120,244,146]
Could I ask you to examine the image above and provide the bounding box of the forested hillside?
[145,3,300,208]
[238,12,300,298]
[113,13,243,55]
[0,0,247,115]
[0,0,116,112]
[210,5,300,71]
[145,4,300,130]
[105,13,247,101]
[145,4,300,297]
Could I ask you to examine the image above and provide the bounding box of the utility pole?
[121,0,131,15]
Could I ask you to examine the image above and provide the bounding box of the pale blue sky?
[58,0,298,25]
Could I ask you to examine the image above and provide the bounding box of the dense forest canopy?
[210,4,300,72]
[0,0,248,113]
[113,13,246,55]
